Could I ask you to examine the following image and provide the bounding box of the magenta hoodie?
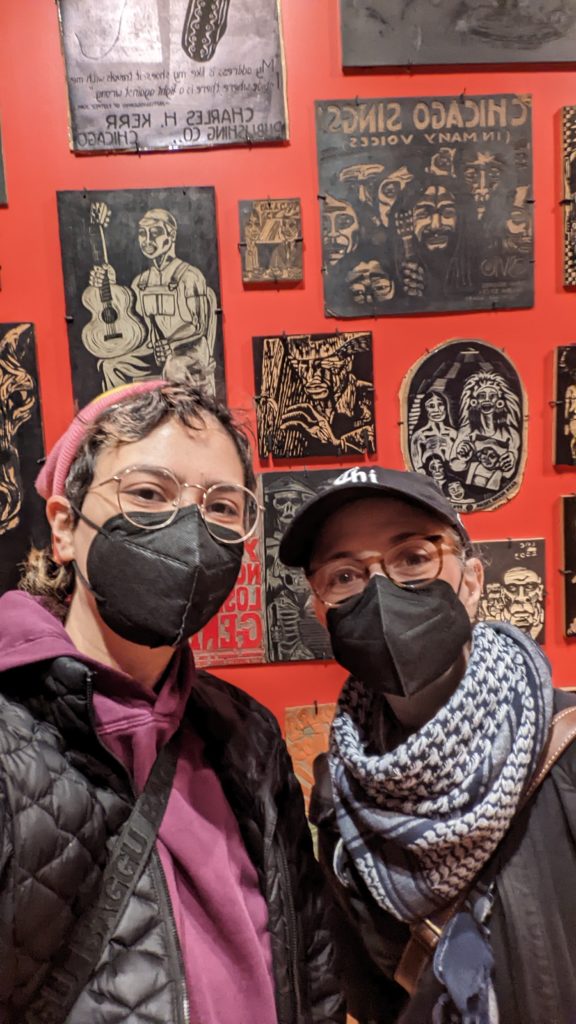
[0,591,278,1024]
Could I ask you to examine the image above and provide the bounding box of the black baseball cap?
[278,465,471,569]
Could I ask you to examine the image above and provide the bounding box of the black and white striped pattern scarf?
[329,621,553,924]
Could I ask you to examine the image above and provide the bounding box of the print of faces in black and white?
[317,96,533,319]
[404,340,526,513]
[477,540,545,643]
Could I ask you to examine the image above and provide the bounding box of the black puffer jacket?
[0,655,345,1024]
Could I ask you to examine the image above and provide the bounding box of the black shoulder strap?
[24,730,181,1024]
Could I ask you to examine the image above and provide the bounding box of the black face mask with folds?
[326,574,472,697]
[75,505,243,648]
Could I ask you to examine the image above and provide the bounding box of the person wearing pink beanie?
[0,379,344,1024]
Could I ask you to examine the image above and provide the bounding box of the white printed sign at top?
[56,0,288,153]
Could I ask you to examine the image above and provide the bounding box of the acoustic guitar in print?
[81,202,146,359]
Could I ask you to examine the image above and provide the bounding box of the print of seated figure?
[410,389,458,472]
[449,371,522,485]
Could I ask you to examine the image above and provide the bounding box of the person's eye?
[205,497,242,520]
[327,566,364,588]
[124,484,170,504]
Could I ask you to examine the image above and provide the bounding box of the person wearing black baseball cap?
[280,465,576,1024]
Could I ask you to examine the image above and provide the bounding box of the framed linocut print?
[262,470,334,663]
[563,108,576,287]
[191,529,266,667]
[401,339,527,513]
[316,94,533,318]
[239,199,302,283]
[563,496,576,638]
[0,324,48,594]
[554,345,576,467]
[57,187,224,407]
[340,1,576,67]
[285,703,336,816]
[56,0,287,152]
[477,539,545,644]
[253,332,375,458]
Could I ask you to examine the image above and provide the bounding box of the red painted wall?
[1,1,574,724]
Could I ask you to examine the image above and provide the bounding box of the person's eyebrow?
[311,531,445,566]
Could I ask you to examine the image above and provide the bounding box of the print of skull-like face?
[501,567,544,637]
[271,487,313,528]
[322,196,359,266]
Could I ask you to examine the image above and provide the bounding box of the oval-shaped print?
[401,339,527,513]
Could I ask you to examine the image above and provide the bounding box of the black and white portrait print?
[239,199,303,283]
[401,339,527,513]
[554,345,576,467]
[340,0,576,67]
[0,324,48,594]
[477,539,545,644]
[254,332,375,458]
[262,470,334,663]
[563,496,576,638]
[57,187,224,407]
[316,95,533,318]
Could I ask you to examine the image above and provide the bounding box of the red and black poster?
[316,94,533,318]
[191,531,266,666]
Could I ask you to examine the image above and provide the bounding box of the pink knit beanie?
[36,379,166,500]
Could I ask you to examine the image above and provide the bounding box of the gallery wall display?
[477,538,546,644]
[316,94,533,318]
[340,1,576,68]
[554,344,576,466]
[285,703,336,815]
[563,496,576,638]
[262,470,334,663]
[0,324,49,595]
[239,199,303,283]
[253,331,375,458]
[0,125,7,205]
[57,187,225,406]
[562,107,576,287]
[191,530,266,667]
[401,338,527,513]
[56,0,287,152]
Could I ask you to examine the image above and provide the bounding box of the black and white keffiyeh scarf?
[329,622,553,1023]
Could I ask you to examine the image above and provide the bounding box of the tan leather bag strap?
[394,705,576,997]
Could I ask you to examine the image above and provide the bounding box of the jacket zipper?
[151,853,191,1024]
[85,669,190,1024]
[264,807,302,1023]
